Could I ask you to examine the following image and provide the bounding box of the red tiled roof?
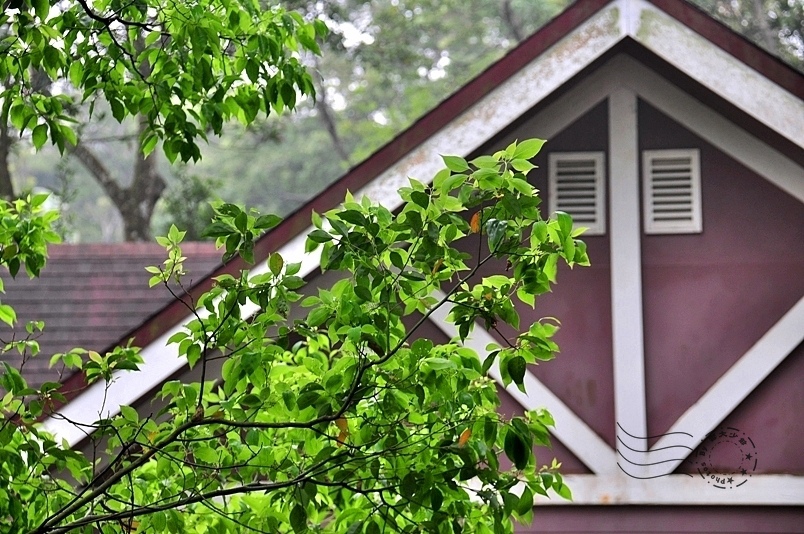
[1,243,221,388]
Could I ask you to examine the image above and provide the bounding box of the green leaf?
[516,487,534,515]
[442,155,470,173]
[201,222,235,238]
[556,211,573,237]
[255,214,282,230]
[289,504,307,533]
[31,124,48,150]
[354,285,372,302]
[504,427,528,470]
[486,218,507,252]
[411,191,430,209]
[194,446,219,464]
[513,138,546,160]
[120,405,138,423]
[0,304,16,326]
[307,229,333,243]
[430,488,444,511]
[142,134,159,157]
[68,61,84,88]
[269,253,284,276]
[511,159,536,174]
[32,0,49,20]
[507,356,526,388]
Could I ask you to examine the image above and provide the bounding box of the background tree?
[1,139,586,533]
[0,0,325,239]
[689,0,803,70]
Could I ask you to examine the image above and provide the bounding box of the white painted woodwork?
[549,152,607,235]
[535,474,804,505]
[608,88,650,456]
[642,149,702,234]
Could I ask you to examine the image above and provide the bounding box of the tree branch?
[69,142,124,204]
[74,0,155,31]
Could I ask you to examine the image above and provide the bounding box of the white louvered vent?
[548,152,606,236]
[642,149,702,234]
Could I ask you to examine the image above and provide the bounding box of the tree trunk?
[0,120,15,200]
[749,0,779,55]
[312,56,351,165]
[70,116,165,241]
[500,0,524,42]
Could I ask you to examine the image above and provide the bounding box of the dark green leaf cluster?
[0,140,586,533]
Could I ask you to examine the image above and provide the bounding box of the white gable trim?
[537,474,804,505]
[624,0,803,148]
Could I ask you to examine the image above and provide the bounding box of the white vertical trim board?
[642,148,702,234]
[534,474,804,505]
[608,89,649,456]
[549,152,607,235]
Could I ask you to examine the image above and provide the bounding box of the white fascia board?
[624,0,804,148]
[535,474,804,505]
[357,3,624,208]
[427,292,618,475]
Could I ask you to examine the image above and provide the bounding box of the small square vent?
[548,152,606,236]
[642,149,702,234]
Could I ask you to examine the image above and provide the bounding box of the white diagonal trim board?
[426,291,617,475]
[652,295,804,469]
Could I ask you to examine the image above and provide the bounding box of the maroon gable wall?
[637,101,804,474]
